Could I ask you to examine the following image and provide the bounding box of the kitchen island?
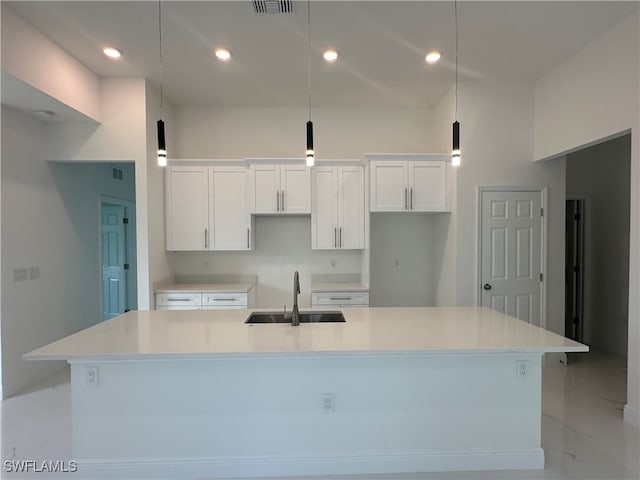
[26,307,587,479]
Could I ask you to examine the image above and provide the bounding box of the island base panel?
[70,353,544,478]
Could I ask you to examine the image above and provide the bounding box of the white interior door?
[480,190,543,326]
[102,204,127,320]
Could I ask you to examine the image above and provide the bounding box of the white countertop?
[25,307,588,361]
[156,283,255,294]
[311,282,369,293]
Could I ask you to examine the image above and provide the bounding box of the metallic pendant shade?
[452,0,461,167]
[306,121,314,167]
[452,120,460,167]
[304,0,315,167]
[157,119,167,167]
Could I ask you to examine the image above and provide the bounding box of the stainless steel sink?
[245,311,346,324]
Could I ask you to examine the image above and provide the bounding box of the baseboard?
[624,404,640,428]
[544,352,567,365]
[77,448,545,479]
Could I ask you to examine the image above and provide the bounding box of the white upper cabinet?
[166,166,209,251]
[210,166,252,250]
[165,165,252,251]
[252,164,310,214]
[370,159,446,212]
[312,166,365,250]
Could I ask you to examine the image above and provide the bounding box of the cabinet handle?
[334,227,337,248]
[281,190,285,211]
[339,227,343,248]
[411,188,414,210]
[247,227,250,249]
[167,298,193,302]
[204,228,208,249]
[329,297,352,301]
[212,298,238,302]
[404,188,408,210]
[276,191,280,211]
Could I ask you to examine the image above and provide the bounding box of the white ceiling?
[4,1,639,108]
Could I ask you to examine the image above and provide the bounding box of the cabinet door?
[369,161,408,211]
[253,164,280,213]
[311,167,338,249]
[338,166,365,249]
[211,166,252,250]
[281,165,310,214]
[409,161,446,211]
[166,166,209,250]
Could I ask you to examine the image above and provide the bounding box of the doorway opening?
[100,197,137,320]
[565,133,630,358]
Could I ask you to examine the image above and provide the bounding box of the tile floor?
[1,349,638,480]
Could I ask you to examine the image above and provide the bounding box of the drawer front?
[156,293,202,307]
[312,291,369,306]
[203,292,248,307]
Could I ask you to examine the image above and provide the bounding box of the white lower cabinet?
[311,291,370,308]
[155,293,203,310]
[156,290,253,310]
[202,292,249,310]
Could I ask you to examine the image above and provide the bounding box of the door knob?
[483,283,492,291]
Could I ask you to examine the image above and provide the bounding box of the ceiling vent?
[252,0,294,14]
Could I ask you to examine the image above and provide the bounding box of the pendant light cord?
[454,0,458,121]
[158,0,164,114]
[307,0,312,122]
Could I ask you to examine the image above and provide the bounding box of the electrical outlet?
[321,393,335,413]
[516,360,529,381]
[330,259,337,268]
[394,258,400,267]
[13,268,28,282]
[86,366,99,386]
[204,260,210,268]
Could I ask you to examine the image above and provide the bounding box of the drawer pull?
[167,298,193,302]
[329,297,353,301]
[211,298,238,302]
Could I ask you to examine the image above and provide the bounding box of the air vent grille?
[252,0,294,14]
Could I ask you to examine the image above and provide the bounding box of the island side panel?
[70,353,543,478]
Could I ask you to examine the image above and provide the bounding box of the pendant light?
[305,0,314,167]
[451,0,461,167]
[156,0,167,167]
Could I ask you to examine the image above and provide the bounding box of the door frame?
[566,194,591,343]
[98,195,136,319]
[476,186,548,328]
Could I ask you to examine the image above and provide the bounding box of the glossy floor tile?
[1,349,638,480]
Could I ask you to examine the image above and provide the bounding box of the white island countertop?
[25,307,587,361]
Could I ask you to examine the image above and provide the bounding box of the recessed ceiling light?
[215,48,232,61]
[323,49,338,62]
[103,47,122,59]
[425,51,441,64]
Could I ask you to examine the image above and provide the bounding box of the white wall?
[174,106,432,159]
[567,135,631,357]
[433,81,566,335]
[1,7,100,121]
[1,106,133,397]
[169,216,362,308]
[533,11,639,427]
[369,213,449,307]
